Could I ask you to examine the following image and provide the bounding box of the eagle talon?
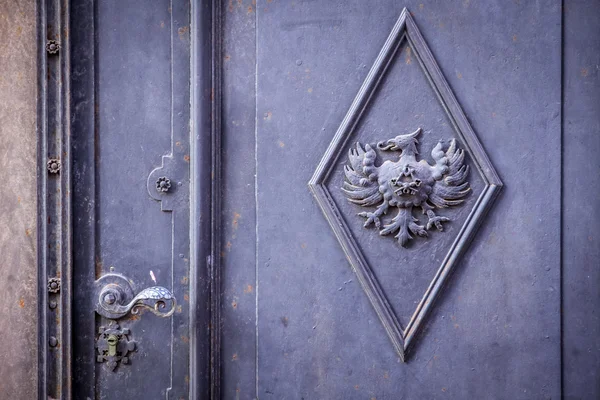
[358,212,381,229]
[426,210,450,231]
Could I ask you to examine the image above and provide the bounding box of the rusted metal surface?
[0,1,38,399]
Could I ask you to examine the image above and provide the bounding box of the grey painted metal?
[309,9,502,360]
[562,1,600,399]
[27,0,600,399]
[37,0,73,397]
[221,1,564,398]
[67,0,213,398]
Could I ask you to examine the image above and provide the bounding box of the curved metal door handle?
[94,274,176,319]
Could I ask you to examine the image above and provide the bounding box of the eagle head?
[377,127,422,154]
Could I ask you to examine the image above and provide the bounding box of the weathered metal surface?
[562,1,600,398]
[68,0,206,398]
[222,1,562,398]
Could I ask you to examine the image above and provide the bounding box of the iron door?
[39,0,209,398]
[36,0,600,399]
[219,1,574,399]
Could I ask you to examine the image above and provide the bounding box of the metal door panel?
[70,1,194,398]
[221,1,562,398]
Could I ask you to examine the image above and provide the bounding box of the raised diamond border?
[308,8,503,361]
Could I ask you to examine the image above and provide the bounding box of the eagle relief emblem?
[342,128,470,247]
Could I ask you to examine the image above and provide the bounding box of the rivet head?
[104,293,116,305]
[47,277,61,293]
[47,158,61,174]
[46,40,60,54]
[49,336,58,347]
[49,300,57,309]
[156,176,171,193]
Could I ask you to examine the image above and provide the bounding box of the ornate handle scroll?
[94,274,176,320]
[99,285,176,319]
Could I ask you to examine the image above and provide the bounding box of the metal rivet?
[156,176,171,193]
[49,300,57,309]
[47,158,61,174]
[49,336,58,347]
[46,40,60,55]
[47,277,61,293]
[104,293,116,305]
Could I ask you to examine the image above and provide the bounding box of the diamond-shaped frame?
[308,8,503,361]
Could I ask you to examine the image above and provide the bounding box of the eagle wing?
[428,139,470,208]
[341,143,383,207]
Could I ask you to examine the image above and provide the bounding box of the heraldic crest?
[342,128,470,247]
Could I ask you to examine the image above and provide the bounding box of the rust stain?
[225,241,232,251]
[232,212,241,230]
[419,4,423,9]
[244,284,253,294]
[405,47,412,65]
[278,140,285,148]
[183,293,190,302]
[185,375,190,384]
[456,71,462,79]
[224,54,231,62]
[178,26,189,41]
[176,141,181,147]
[231,300,237,309]
[25,228,31,236]
[307,87,313,93]
[442,387,447,392]
[383,371,389,379]
[177,305,183,314]
[18,298,25,308]
[181,335,189,344]
[354,385,360,390]
[512,34,518,42]
[228,0,234,12]
[263,111,272,121]
[181,276,189,284]
[95,257,103,278]
[232,353,238,361]
[281,316,289,327]
[184,154,190,162]
[300,243,307,249]
[160,21,165,28]
[247,5,253,13]
[581,68,589,77]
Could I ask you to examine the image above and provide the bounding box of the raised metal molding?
[37,0,72,397]
[309,8,502,361]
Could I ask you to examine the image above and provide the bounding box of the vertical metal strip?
[37,0,72,398]
[190,0,215,397]
[59,0,72,397]
[210,1,223,398]
[70,0,97,398]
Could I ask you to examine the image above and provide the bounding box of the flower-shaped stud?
[48,277,61,294]
[156,177,171,193]
[46,40,60,55]
[47,158,61,174]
